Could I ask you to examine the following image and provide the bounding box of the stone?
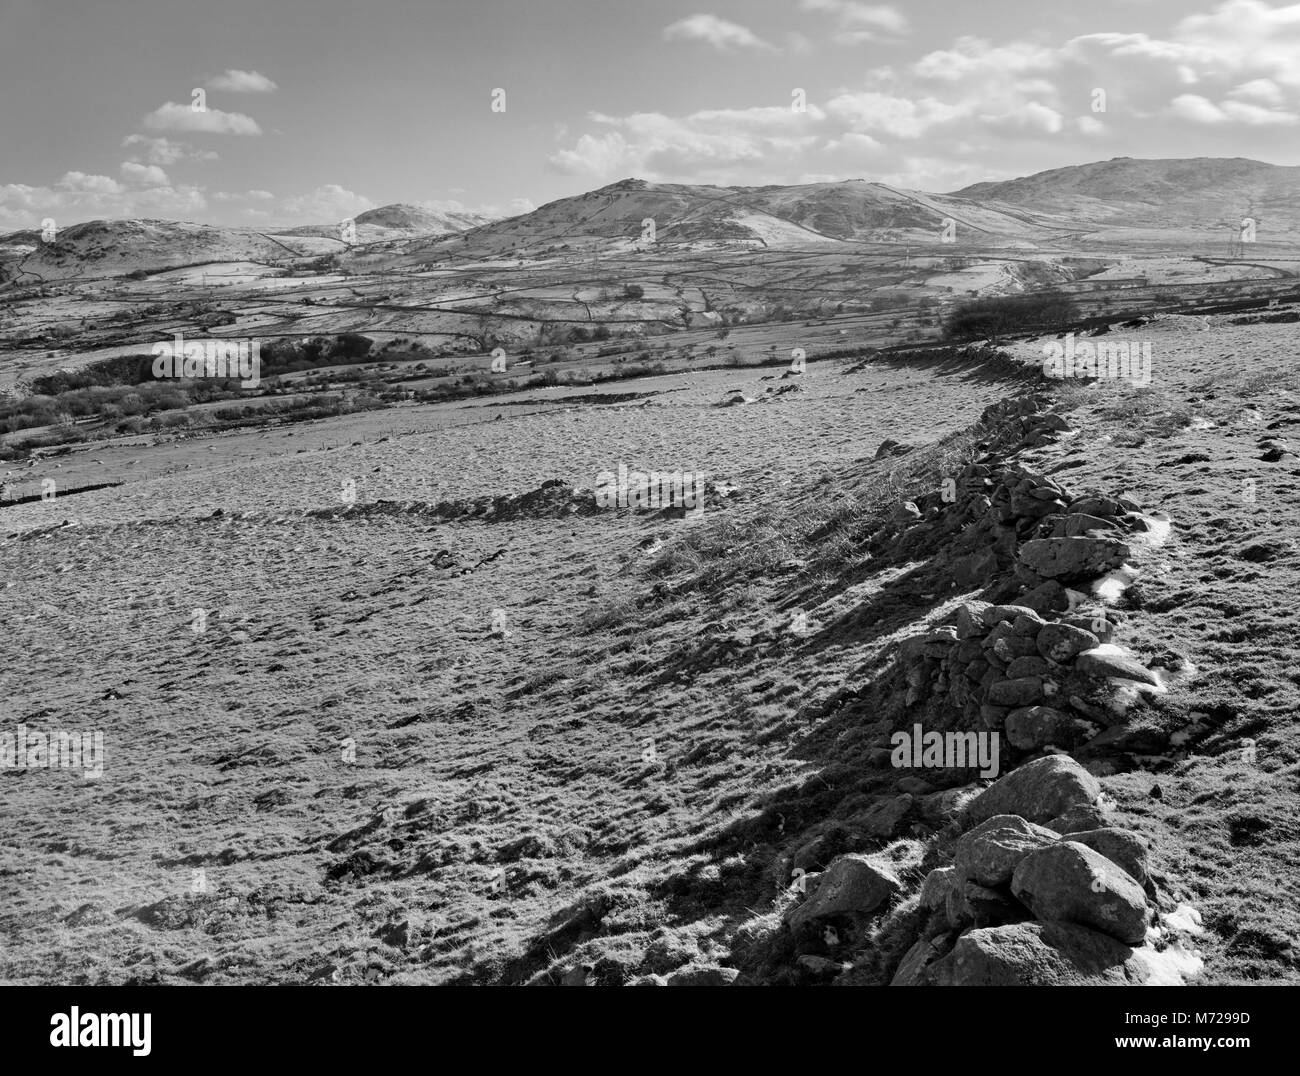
[785,854,901,933]
[1011,614,1044,637]
[1084,724,1171,754]
[1018,580,1070,616]
[981,604,1040,629]
[993,635,1040,661]
[1064,616,1116,644]
[890,936,950,986]
[952,549,999,588]
[919,787,979,825]
[1046,802,1110,834]
[796,955,844,977]
[954,602,991,640]
[987,677,1044,708]
[965,755,1101,826]
[1069,496,1124,518]
[926,920,1146,985]
[945,878,1021,930]
[858,794,914,838]
[1036,622,1100,663]
[1005,705,1096,751]
[920,865,960,910]
[1006,656,1052,679]
[979,704,1009,729]
[1054,513,1122,538]
[1075,646,1161,687]
[953,814,1060,887]
[1011,841,1150,944]
[1066,828,1150,885]
[1018,536,1130,581]
[665,964,739,986]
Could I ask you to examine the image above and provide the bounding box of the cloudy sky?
[2,0,1298,231]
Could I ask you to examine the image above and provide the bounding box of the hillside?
[0,219,332,283]
[277,203,495,243]
[953,157,1300,237]
[387,177,1065,261]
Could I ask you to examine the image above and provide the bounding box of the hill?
[952,157,1300,236]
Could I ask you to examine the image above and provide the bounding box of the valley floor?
[1,318,1297,985]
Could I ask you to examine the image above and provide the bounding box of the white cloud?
[663,14,777,52]
[800,0,910,44]
[1229,78,1285,106]
[213,189,276,202]
[549,107,825,181]
[142,102,262,135]
[56,172,123,194]
[122,135,218,165]
[120,162,170,185]
[0,177,207,231]
[278,184,375,222]
[207,69,278,93]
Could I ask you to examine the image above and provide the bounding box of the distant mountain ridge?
[952,156,1300,228]
[3,158,1296,283]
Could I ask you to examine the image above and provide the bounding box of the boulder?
[1005,705,1097,751]
[890,935,951,986]
[926,920,1146,985]
[786,854,900,933]
[920,865,961,910]
[953,814,1060,887]
[1011,841,1150,944]
[955,602,991,640]
[1006,656,1052,679]
[987,677,1045,708]
[1075,646,1161,687]
[1066,828,1150,885]
[965,755,1101,826]
[665,964,739,986]
[1046,802,1110,834]
[1054,513,1122,538]
[981,604,1041,629]
[1018,537,1130,581]
[1018,580,1069,616]
[1036,622,1100,663]
[945,878,1021,930]
[856,794,915,839]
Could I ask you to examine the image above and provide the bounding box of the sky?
[2,0,1299,230]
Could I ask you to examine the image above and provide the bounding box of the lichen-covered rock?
[953,814,1060,887]
[890,935,951,986]
[1018,536,1130,581]
[665,964,739,986]
[1066,828,1150,885]
[1046,802,1111,834]
[1036,622,1100,663]
[785,854,901,933]
[945,878,1021,930]
[981,604,1041,629]
[965,755,1101,826]
[1011,841,1150,944]
[920,865,961,910]
[1005,705,1097,751]
[1075,646,1161,687]
[987,677,1045,708]
[926,920,1147,985]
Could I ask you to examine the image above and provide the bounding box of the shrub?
[944,293,1079,343]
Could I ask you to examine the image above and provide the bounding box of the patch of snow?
[1131,939,1204,985]
[1093,563,1140,603]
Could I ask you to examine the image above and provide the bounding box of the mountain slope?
[951,157,1300,234]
